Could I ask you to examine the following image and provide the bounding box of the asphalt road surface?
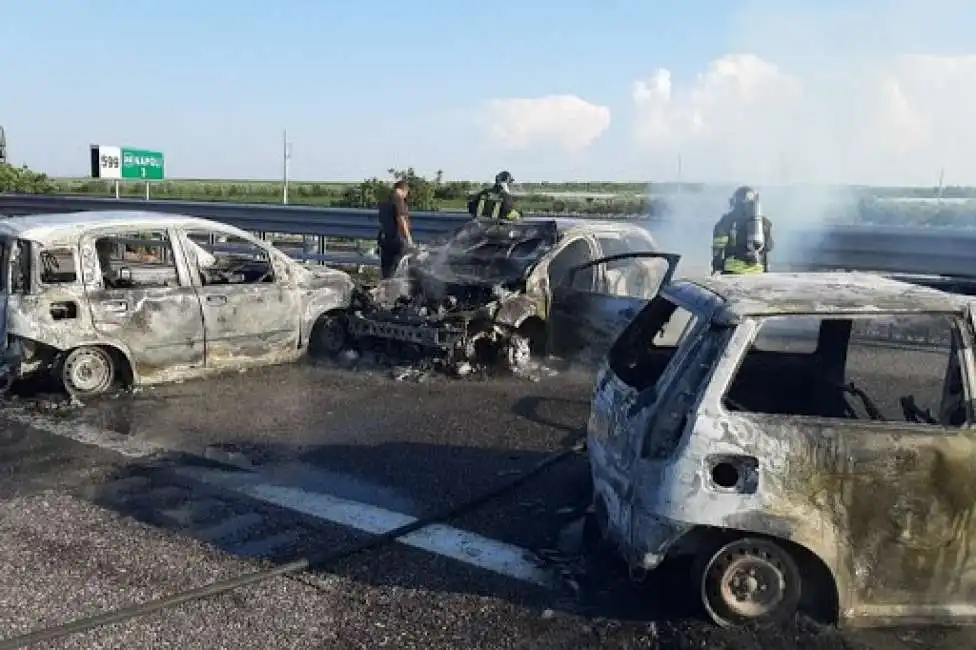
[0,358,973,649]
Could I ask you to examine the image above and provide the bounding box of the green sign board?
[122,148,164,180]
[90,145,165,181]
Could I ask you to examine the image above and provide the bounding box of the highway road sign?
[121,148,164,180]
[90,145,164,181]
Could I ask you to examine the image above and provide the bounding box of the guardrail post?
[317,236,327,266]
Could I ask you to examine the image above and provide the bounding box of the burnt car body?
[346,217,674,368]
[0,211,354,397]
[588,269,976,628]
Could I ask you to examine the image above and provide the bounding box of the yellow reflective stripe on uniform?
[712,235,729,246]
[491,201,501,219]
[476,198,487,217]
[723,258,764,274]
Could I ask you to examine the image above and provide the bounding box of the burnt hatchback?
[588,269,976,628]
[0,211,354,397]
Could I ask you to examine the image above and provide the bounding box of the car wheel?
[504,332,532,370]
[696,537,802,628]
[309,311,349,358]
[61,346,116,398]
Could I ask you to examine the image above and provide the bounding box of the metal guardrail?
[0,194,649,268]
[780,224,976,278]
[0,194,631,268]
[4,194,976,278]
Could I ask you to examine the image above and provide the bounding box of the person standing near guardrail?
[377,180,414,278]
[468,171,521,220]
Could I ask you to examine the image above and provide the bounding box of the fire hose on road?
[0,438,588,649]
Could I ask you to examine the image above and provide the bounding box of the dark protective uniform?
[467,171,521,221]
[377,192,411,279]
[711,187,774,275]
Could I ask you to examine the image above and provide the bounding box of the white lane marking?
[175,466,559,589]
[2,409,161,458]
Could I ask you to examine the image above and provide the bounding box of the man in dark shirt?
[377,180,414,278]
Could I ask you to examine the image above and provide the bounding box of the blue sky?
[3,1,976,184]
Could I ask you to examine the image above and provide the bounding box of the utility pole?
[282,129,292,205]
[937,167,945,207]
[0,125,7,164]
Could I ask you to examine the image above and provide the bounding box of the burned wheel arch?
[493,294,540,328]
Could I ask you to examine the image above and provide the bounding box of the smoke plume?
[633,0,976,271]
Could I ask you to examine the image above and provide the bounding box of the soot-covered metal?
[343,217,668,373]
[588,271,976,628]
[0,211,355,398]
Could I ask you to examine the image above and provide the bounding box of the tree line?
[7,162,976,227]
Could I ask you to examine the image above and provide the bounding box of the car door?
[83,228,206,378]
[177,227,302,368]
[822,315,976,616]
[549,251,681,361]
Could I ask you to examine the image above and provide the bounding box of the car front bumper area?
[0,340,23,394]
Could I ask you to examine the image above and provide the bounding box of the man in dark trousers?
[377,180,414,279]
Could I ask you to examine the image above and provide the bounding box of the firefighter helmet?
[730,185,758,209]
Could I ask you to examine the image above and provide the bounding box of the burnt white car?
[0,211,354,397]
[588,267,976,629]
[347,217,675,369]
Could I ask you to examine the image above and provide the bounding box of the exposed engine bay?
[344,220,560,372]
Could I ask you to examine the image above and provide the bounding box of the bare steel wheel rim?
[708,545,788,621]
[506,335,531,368]
[64,348,113,394]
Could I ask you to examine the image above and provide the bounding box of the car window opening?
[184,230,276,286]
[722,313,966,427]
[608,295,700,392]
[38,246,78,285]
[94,231,179,289]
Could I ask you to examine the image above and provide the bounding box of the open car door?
[548,251,681,362]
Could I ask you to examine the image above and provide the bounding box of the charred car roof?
[0,211,256,243]
[667,271,971,320]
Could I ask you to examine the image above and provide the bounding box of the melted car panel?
[0,212,353,393]
[589,271,976,626]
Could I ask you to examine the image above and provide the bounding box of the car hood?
[295,264,354,290]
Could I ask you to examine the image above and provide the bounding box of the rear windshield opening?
[608,294,700,391]
[723,313,966,427]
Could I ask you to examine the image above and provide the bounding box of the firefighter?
[711,185,774,275]
[468,171,521,221]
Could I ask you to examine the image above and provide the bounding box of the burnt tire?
[309,311,349,359]
[695,537,801,629]
[61,346,116,398]
[503,332,532,370]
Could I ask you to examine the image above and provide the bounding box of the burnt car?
[588,268,976,628]
[0,211,354,397]
[345,217,675,369]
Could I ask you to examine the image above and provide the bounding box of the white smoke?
[631,0,976,273]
